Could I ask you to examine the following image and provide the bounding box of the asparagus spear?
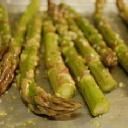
[18,14,81,119]
[66,18,117,92]
[116,0,128,24]
[48,2,109,116]
[43,15,76,99]
[59,3,117,67]
[0,0,40,95]
[94,0,128,73]
[0,4,11,59]
[61,40,109,116]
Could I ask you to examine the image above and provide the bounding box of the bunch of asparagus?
[0,4,11,59]
[58,3,117,67]
[17,13,81,119]
[1,0,128,119]
[43,15,76,99]
[47,1,110,116]
[57,4,117,92]
[116,0,128,25]
[94,0,128,73]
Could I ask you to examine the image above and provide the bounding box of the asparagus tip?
[31,88,82,119]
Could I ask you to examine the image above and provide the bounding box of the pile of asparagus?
[0,0,81,119]
[0,0,128,119]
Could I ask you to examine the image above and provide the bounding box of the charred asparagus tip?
[31,88,82,119]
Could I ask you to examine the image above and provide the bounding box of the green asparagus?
[48,1,109,116]
[94,0,128,73]
[61,40,109,116]
[43,15,76,99]
[66,18,117,92]
[0,4,11,59]
[18,14,81,119]
[116,0,128,24]
[59,3,117,67]
[0,0,40,95]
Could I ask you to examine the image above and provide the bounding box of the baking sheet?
[0,1,128,128]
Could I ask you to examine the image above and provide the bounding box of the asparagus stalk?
[94,0,128,73]
[43,15,76,99]
[116,0,128,24]
[66,18,117,92]
[59,3,117,67]
[0,0,40,95]
[0,4,11,59]
[18,14,81,119]
[48,1,110,116]
[61,40,109,116]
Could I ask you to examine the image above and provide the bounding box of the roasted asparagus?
[66,18,117,92]
[17,14,81,119]
[48,1,109,116]
[43,15,76,99]
[94,0,128,73]
[59,3,117,67]
[0,0,40,95]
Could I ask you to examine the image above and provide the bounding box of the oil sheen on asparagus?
[94,0,128,73]
[48,1,109,116]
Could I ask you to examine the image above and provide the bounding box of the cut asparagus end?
[101,82,117,93]
[98,77,117,93]
[56,83,76,99]
[92,99,109,116]
[47,61,76,99]
[89,61,117,92]
[80,76,110,116]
